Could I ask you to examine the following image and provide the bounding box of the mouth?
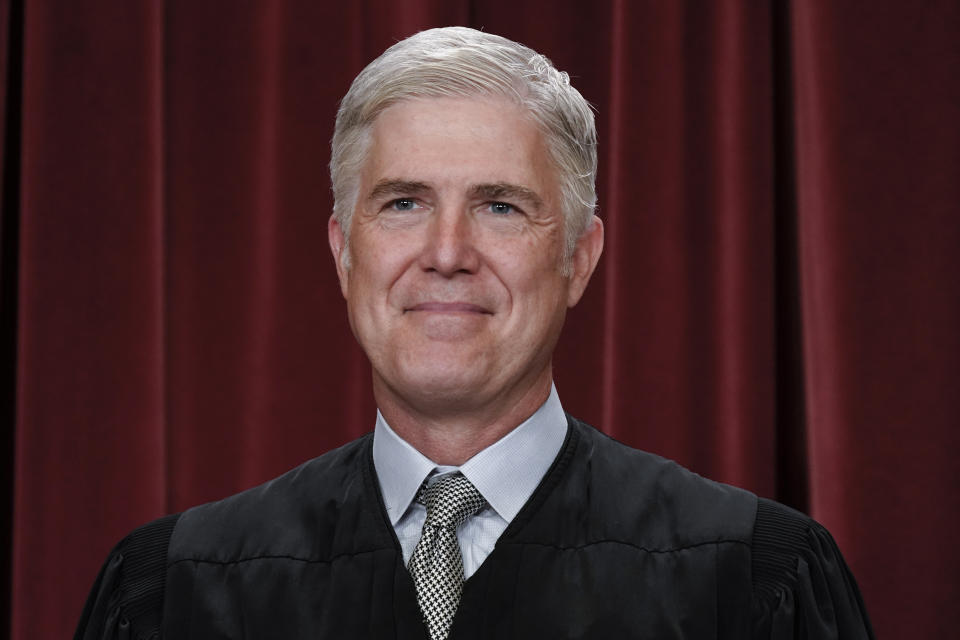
[405,302,492,314]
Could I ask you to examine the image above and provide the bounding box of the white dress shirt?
[372,384,568,579]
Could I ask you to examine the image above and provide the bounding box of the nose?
[418,206,480,276]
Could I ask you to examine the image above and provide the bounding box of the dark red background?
[3,1,958,638]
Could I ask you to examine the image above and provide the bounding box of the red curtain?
[4,1,958,638]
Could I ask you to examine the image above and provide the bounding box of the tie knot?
[418,473,485,530]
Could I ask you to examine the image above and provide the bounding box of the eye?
[390,198,418,211]
[488,201,515,215]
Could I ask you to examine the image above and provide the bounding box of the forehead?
[359,96,559,203]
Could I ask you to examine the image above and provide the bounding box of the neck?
[374,375,553,466]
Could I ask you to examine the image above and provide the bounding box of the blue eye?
[489,202,514,215]
[391,198,417,211]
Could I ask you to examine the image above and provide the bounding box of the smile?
[405,302,492,314]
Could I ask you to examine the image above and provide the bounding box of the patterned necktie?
[408,473,486,640]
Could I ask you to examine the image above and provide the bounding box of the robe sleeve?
[73,513,181,640]
[751,499,875,639]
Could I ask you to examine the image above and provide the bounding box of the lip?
[405,302,492,314]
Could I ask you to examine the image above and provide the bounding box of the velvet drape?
[3,2,957,638]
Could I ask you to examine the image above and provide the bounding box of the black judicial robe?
[75,416,874,639]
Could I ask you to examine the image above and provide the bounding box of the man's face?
[329,96,601,418]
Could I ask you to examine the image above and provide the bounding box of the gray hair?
[329,27,597,268]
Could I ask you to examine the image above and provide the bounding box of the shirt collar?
[372,383,568,526]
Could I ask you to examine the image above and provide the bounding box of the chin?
[395,359,488,403]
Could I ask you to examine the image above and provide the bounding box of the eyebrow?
[469,183,544,210]
[367,179,431,202]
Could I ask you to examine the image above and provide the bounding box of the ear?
[566,215,604,308]
[328,214,350,298]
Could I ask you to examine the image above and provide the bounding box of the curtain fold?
[583,0,778,494]
[11,2,167,638]
[4,1,957,638]
[1,1,22,636]
[790,3,960,637]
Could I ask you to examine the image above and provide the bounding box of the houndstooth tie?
[408,473,486,640]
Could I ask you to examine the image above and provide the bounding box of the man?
[76,27,873,639]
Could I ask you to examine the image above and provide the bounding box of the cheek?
[350,240,416,297]
[497,246,565,298]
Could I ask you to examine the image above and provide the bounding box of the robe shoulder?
[74,434,384,640]
[73,513,181,640]
[511,416,760,550]
[168,433,389,565]
[548,417,874,639]
[751,498,875,638]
